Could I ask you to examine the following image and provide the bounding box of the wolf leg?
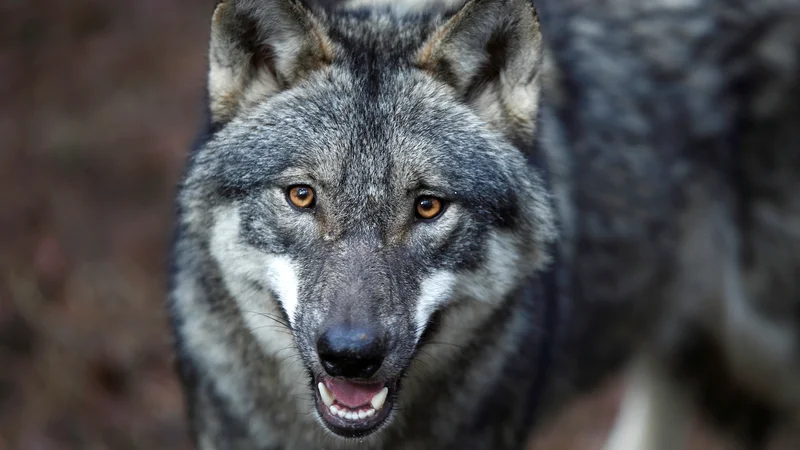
[602,355,691,450]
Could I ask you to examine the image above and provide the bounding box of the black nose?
[317,325,387,379]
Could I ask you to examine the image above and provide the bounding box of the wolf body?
[534,0,800,447]
[168,0,800,449]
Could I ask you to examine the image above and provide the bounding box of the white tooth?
[358,410,368,420]
[365,409,375,418]
[337,409,347,418]
[330,405,340,414]
[318,382,335,407]
[370,387,389,411]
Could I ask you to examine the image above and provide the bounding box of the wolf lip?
[314,376,395,437]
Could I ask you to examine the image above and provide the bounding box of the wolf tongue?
[324,379,384,408]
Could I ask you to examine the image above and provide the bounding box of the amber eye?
[415,196,445,220]
[287,185,316,210]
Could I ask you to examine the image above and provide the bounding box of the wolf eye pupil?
[415,196,444,220]
[288,185,315,209]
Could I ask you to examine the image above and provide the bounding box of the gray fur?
[534,0,800,446]
[171,0,556,449]
[168,0,800,448]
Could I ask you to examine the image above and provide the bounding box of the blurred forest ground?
[0,0,796,449]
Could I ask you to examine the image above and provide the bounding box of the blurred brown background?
[2,1,209,447]
[0,1,794,449]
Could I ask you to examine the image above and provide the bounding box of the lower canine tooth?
[370,387,389,410]
[318,383,335,407]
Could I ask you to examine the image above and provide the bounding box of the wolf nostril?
[316,325,386,379]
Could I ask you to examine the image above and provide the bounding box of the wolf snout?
[316,324,387,379]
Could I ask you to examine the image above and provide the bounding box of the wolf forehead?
[205,76,518,194]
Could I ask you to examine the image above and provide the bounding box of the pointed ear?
[416,0,543,145]
[208,0,334,124]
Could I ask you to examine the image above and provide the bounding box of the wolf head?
[180,0,555,439]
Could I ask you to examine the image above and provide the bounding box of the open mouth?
[315,376,396,437]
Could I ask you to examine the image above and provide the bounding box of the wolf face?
[178,0,554,439]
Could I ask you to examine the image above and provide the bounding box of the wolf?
[169,0,561,448]
[167,0,800,449]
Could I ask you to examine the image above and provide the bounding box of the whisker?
[242,309,292,329]
[246,325,293,336]
[416,349,443,366]
[423,340,464,350]
[273,345,300,359]
[281,355,305,376]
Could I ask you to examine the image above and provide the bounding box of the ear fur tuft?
[417,0,543,144]
[208,0,334,124]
